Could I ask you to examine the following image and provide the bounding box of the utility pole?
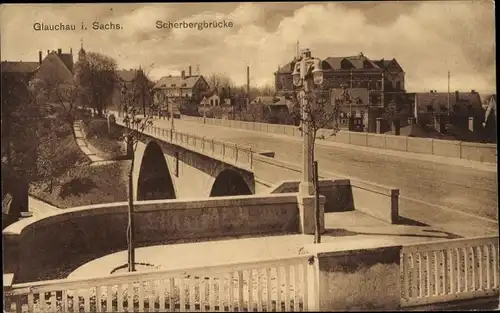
[349,69,353,118]
[447,71,451,119]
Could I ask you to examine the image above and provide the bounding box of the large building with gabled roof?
[274,51,405,107]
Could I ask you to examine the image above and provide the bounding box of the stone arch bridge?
[132,134,255,202]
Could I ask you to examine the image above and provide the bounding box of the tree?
[291,89,340,243]
[383,99,406,135]
[1,72,44,179]
[119,85,156,272]
[241,100,264,122]
[52,81,81,123]
[207,73,234,91]
[130,66,155,117]
[86,52,118,117]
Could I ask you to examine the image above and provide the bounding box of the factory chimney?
[247,66,250,95]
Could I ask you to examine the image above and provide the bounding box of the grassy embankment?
[30,111,129,208]
[81,117,127,160]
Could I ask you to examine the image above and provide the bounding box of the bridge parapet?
[116,121,254,171]
[3,194,300,283]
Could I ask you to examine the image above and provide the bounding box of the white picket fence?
[400,235,499,307]
[3,255,314,313]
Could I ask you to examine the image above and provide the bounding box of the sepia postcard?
[1,2,498,312]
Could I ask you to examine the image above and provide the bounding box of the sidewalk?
[68,210,462,279]
[180,118,497,173]
[73,120,115,166]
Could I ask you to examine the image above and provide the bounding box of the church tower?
[74,39,90,107]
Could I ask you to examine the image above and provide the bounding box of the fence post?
[235,144,239,162]
[249,148,253,168]
[222,143,225,159]
[202,137,205,152]
[212,139,215,156]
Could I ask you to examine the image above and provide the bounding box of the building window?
[396,81,401,90]
[210,99,214,106]
[426,104,434,112]
[171,84,176,87]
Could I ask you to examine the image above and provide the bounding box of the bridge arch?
[209,168,253,197]
[137,141,177,201]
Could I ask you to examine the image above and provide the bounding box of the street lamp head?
[292,63,302,87]
[311,59,324,85]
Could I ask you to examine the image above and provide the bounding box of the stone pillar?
[126,135,134,157]
[297,194,326,234]
[468,116,474,132]
[300,242,403,311]
[433,114,441,132]
[376,118,383,134]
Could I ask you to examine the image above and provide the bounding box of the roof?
[1,61,39,73]
[116,69,138,82]
[414,91,482,109]
[324,54,382,70]
[153,75,201,89]
[58,53,74,73]
[275,53,402,75]
[276,62,295,74]
[373,59,393,69]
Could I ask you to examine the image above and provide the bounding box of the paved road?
[146,117,497,234]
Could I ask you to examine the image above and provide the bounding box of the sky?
[0,2,496,93]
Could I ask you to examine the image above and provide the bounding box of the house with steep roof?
[152,66,210,116]
[152,66,210,100]
[33,49,74,86]
[2,48,75,112]
[2,48,74,82]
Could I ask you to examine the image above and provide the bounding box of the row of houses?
[2,46,495,141]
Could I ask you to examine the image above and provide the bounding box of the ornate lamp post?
[292,49,324,196]
[121,84,128,119]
